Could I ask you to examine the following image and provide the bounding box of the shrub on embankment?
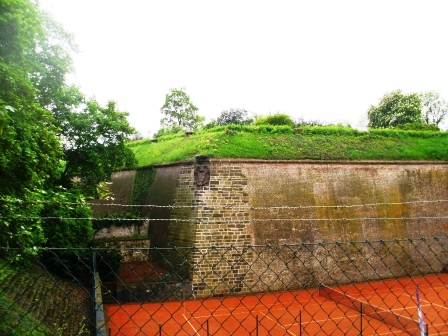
[128,125,448,167]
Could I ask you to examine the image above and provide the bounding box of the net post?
[359,302,363,336]
[256,315,259,336]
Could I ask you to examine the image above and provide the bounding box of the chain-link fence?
[1,237,447,335]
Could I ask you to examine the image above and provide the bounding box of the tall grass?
[129,126,448,167]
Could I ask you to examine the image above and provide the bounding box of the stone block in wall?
[99,239,150,262]
[94,220,149,240]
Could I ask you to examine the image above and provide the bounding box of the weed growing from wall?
[131,168,157,215]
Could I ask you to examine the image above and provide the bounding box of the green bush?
[0,191,46,255]
[396,122,440,131]
[255,113,295,127]
[257,124,294,134]
[41,189,93,248]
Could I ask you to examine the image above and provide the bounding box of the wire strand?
[1,198,447,210]
[2,215,447,223]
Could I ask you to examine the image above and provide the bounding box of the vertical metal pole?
[299,310,302,336]
[360,302,363,336]
[159,324,162,336]
[93,249,97,334]
[256,315,259,336]
[207,319,209,335]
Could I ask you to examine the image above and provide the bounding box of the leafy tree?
[0,0,63,197]
[160,88,203,131]
[50,87,137,196]
[39,189,123,280]
[255,113,295,127]
[419,91,448,126]
[40,188,93,248]
[215,108,252,126]
[0,1,136,252]
[0,191,46,253]
[368,90,422,128]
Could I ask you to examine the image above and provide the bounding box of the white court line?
[300,312,361,325]
[416,292,448,311]
[388,289,448,313]
[183,314,199,335]
[260,310,298,336]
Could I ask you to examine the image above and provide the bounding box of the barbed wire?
[1,215,447,223]
[1,198,447,210]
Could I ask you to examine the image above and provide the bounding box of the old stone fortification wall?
[90,170,135,217]
[239,161,448,293]
[104,160,448,297]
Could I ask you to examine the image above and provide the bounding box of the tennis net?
[319,285,428,336]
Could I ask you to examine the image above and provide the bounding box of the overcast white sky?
[39,0,448,136]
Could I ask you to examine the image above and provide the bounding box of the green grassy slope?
[0,260,91,335]
[128,126,448,167]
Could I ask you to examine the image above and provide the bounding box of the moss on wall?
[131,167,156,214]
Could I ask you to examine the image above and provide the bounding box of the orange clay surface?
[105,274,448,336]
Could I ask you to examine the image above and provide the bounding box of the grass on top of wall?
[129,126,448,167]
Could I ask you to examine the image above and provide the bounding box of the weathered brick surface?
[164,159,253,296]
[89,170,135,217]
[240,161,448,292]
[106,160,448,297]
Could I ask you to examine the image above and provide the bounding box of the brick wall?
[106,160,448,297]
[239,161,448,292]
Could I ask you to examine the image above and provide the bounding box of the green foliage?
[0,1,77,197]
[419,91,448,126]
[0,1,136,200]
[0,0,64,196]
[368,90,422,128]
[0,0,136,274]
[40,189,93,248]
[256,125,294,134]
[0,100,62,196]
[51,88,137,196]
[255,113,295,127]
[154,124,184,138]
[0,100,14,135]
[129,126,448,166]
[0,190,46,253]
[295,125,361,136]
[131,168,156,212]
[368,128,445,138]
[31,12,78,108]
[396,122,440,131]
[160,87,203,131]
[0,292,50,335]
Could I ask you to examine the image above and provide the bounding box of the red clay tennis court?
[105,274,448,335]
